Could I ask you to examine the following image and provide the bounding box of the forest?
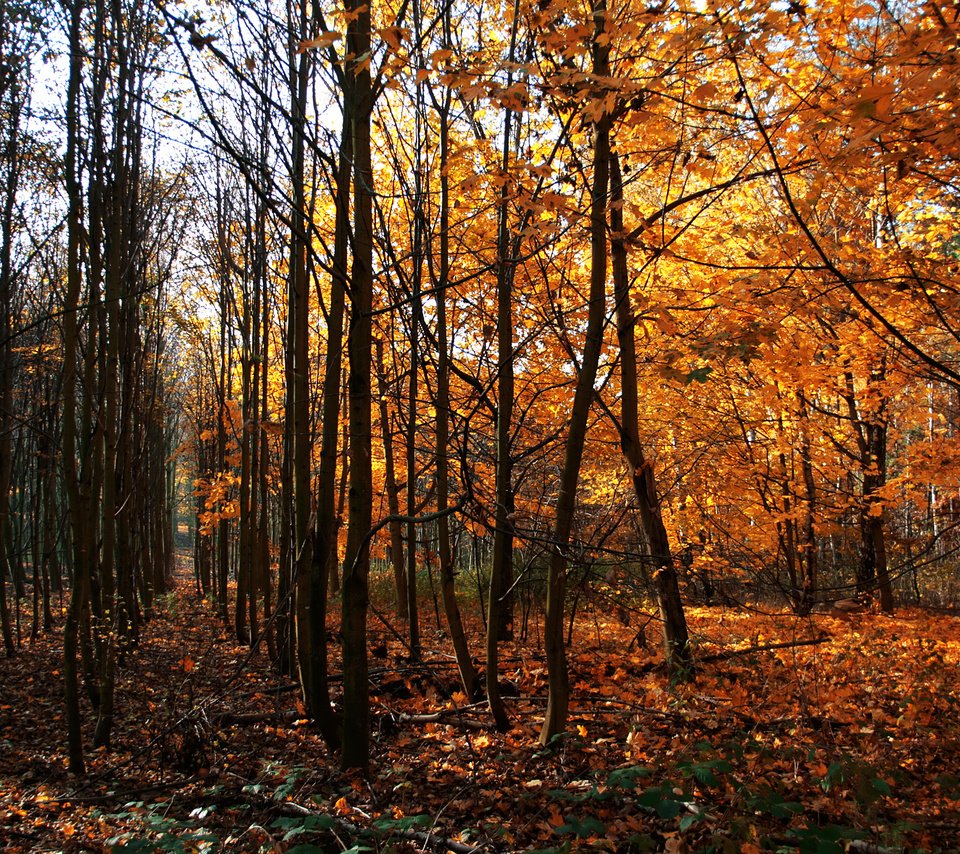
[1,0,959,849]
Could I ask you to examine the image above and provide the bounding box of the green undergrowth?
[535,735,925,853]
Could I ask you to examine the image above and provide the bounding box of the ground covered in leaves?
[2,573,960,853]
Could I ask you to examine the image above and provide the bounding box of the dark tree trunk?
[540,0,612,744]
[609,152,692,675]
[340,0,375,769]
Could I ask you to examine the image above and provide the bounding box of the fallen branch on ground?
[698,635,830,664]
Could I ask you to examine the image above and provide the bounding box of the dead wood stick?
[51,775,203,804]
[698,635,830,664]
[214,709,301,726]
[389,710,488,730]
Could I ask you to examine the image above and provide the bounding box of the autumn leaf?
[378,26,407,52]
[693,81,717,102]
[297,32,341,53]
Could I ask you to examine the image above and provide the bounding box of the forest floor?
[1,568,960,853]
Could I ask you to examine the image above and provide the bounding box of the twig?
[51,775,203,804]
[388,710,489,730]
[212,709,301,727]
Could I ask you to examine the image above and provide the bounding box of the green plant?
[101,801,219,852]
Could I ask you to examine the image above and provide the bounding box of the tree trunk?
[305,100,351,752]
[216,208,231,625]
[609,152,692,675]
[341,0,375,769]
[860,420,894,611]
[61,0,89,773]
[289,0,317,725]
[843,365,894,611]
[375,339,408,619]
[0,57,18,658]
[434,69,478,701]
[485,0,522,733]
[796,392,817,615]
[540,2,612,744]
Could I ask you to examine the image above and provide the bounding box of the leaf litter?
[1,571,959,852]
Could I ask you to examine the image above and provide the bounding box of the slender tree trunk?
[609,151,692,675]
[332,371,350,595]
[341,0,375,768]
[257,216,274,660]
[0,30,23,657]
[246,196,261,645]
[93,24,129,745]
[304,103,351,751]
[375,339,408,619]
[540,3,612,744]
[485,0,521,732]
[406,321,421,658]
[62,0,88,773]
[796,393,817,615]
[861,420,893,611]
[277,271,295,674]
[237,250,253,643]
[216,204,231,624]
[404,88,428,659]
[435,80,477,700]
[290,81,314,716]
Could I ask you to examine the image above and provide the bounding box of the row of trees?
[0,0,958,772]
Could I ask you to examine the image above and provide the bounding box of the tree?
[0,0,42,657]
[340,0,377,770]
[609,151,693,672]
[540,0,614,745]
[485,0,522,732]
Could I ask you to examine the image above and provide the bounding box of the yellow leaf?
[297,32,341,53]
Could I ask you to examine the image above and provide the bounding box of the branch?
[698,635,830,664]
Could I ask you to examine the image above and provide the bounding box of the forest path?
[0,559,314,851]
